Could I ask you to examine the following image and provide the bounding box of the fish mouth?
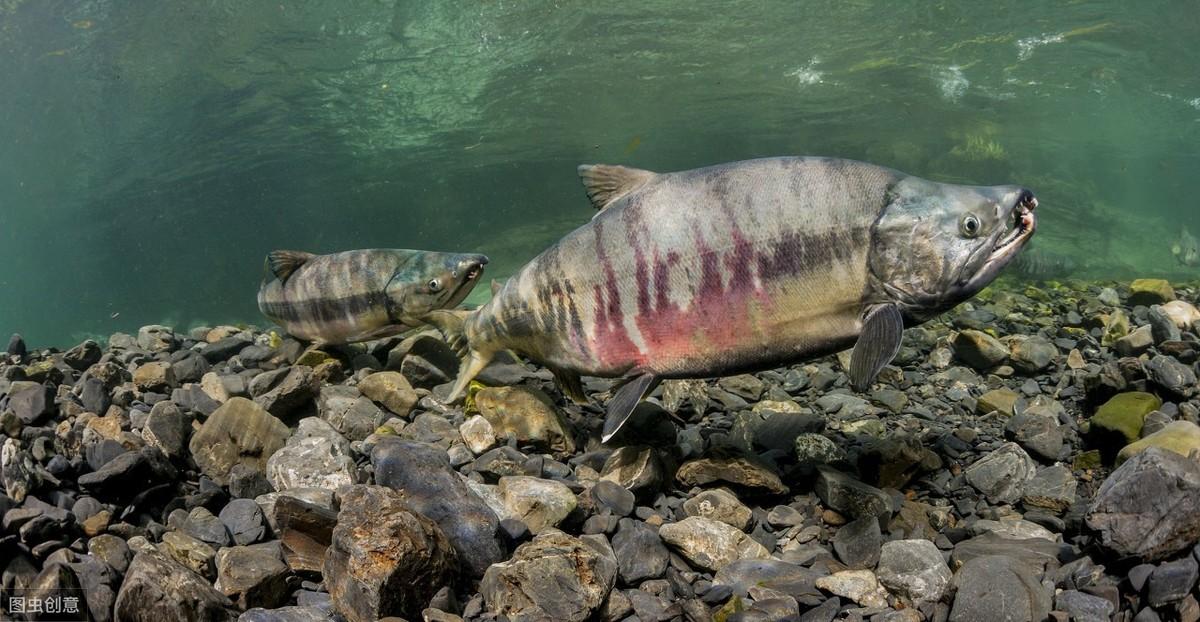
[992,190,1037,259]
[443,255,489,309]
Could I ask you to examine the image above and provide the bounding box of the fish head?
[869,177,1037,320]
[385,252,488,324]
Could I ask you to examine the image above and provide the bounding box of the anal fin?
[849,303,904,392]
[549,366,588,404]
[602,373,660,443]
[266,250,315,282]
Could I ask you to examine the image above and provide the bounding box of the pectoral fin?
[424,309,469,359]
[266,250,315,282]
[849,303,904,392]
[602,373,660,443]
[577,164,657,212]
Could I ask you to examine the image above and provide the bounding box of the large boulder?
[114,551,237,621]
[480,530,616,622]
[474,385,576,455]
[189,397,289,485]
[323,485,457,622]
[1086,447,1200,561]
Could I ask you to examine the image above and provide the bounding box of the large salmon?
[258,249,487,345]
[437,157,1036,441]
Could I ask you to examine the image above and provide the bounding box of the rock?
[480,530,617,622]
[459,415,497,455]
[497,475,576,534]
[183,506,234,547]
[229,463,275,500]
[1147,556,1199,607]
[600,445,666,498]
[133,361,175,391]
[1086,447,1200,561]
[1115,325,1155,357]
[1129,279,1176,306]
[613,518,669,584]
[78,446,178,500]
[1089,392,1162,459]
[474,385,576,455]
[794,433,845,466]
[714,560,823,605]
[658,516,770,572]
[964,442,1036,504]
[814,570,889,608]
[271,493,337,573]
[833,515,881,570]
[1004,408,1064,462]
[1119,420,1200,464]
[6,381,53,424]
[64,339,102,370]
[953,330,1009,370]
[252,366,318,418]
[142,400,188,459]
[815,466,891,523]
[189,397,290,485]
[1147,355,1197,398]
[857,435,928,489]
[969,518,1056,541]
[323,485,457,622]
[949,532,1062,574]
[1055,590,1114,621]
[676,454,787,495]
[1008,336,1056,373]
[89,533,131,574]
[371,438,503,577]
[976,388,1019,416]
[315,385,385,442]
[214,544,290,610]
[876,539,951,606]
[682,488,753,531]
[115,551,237,621]
[1,438,38,502]
[137,325,176,352]
[586,480,636,517]
[220,498,268,546]
[6,333,26,357]
[356,371,419,417]
[202,337,251,363]
[1149,305,1183,343]
[1021,465,1077,513]
[265,428,357,492]
[80,376,111,414]
[948,555,1050,622]
[161,529,218,577]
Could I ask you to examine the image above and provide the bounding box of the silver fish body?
[439,157,1036,440]
[258,249,487,345]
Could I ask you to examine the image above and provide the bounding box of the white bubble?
[787,59,823,86]
[937,65,969,101]
[1016,33,1065,61]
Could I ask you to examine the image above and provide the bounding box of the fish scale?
[442,156,1036,441]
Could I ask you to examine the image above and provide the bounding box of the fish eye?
[960,215,981,238]
[428,278,442,292]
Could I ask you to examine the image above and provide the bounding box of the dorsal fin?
[577,164,657,212]
[266,250,316,282]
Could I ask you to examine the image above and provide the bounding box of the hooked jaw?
[991,190,1038,259]
[443,254,489,309]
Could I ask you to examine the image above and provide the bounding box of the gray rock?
[251,366,318,418]
[1147,355,1197,398]
[137,325,176,352]
[78,446,178,501]
[80,376,111,414]
[355,371,419,417]
[171,351,211,384]
[1004,409,1064,462]
[323,485,456,622]
[1009,336,1056,374]
[1086,447,1200,560]
[114,551,237,621]
[794,433,845,466]
[497,475,576,534]
[1054,590,1114,622]
[6,381,53,424]
[600,445,665,499]
[229,463,275,499]
[658,516,770,572]
[215,543,290,610]
[1149,305,1182,343]
[832,515,881,570]
[1,438,38,502]
[948,555,1051,622]
[587,480,636,517]
[88,533,131,574]
[1021,465,1077,513]
[265,421,357,492]
[189,397,289,485]
[220,498,267,546]
[316,385,385,442]
[6,333,26,357]
[372,438,503,577]
[814,466,891,522]
[963,442,1036,504]
[397,335,459,389]
[480,530,617,622]
[714,559,824,606]
[1115,325,1155,357]
[160,530,218,578]
[612,518,669,584]
[237,606,331,622]
[876,539,951,606]
[183,506,233,548]
[1146,556,1199,607]
[142,400,188,459]
[682,488,753,531]
[949,532,1062,575]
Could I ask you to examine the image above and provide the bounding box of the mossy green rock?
[976,388,1019,416]
[1117,420,1200,465]
[1128,279,1176,307]
[295,349,336,367]
[1073,450,1102,471]
[1089,392,1162,461]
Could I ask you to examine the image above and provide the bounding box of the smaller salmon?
[257,249,487,345]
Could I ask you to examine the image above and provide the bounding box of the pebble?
[681,488,753,531]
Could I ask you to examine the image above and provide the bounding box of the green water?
[1,1,1198,347]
